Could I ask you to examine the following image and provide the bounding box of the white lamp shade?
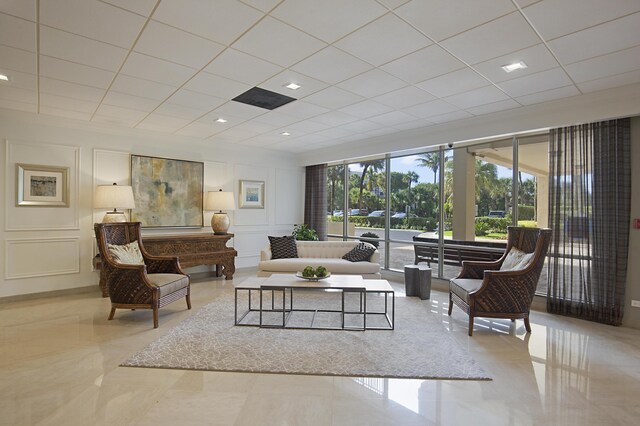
[94,184,135,209]
[205,191,235,211]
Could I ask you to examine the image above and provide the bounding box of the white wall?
[624,116,640,328]
[0,109,304,298]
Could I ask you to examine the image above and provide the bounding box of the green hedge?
[475,217,509,233]
[327,215,438,231]
[517,205,535,220]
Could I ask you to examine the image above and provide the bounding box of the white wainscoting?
[5,237,80,279]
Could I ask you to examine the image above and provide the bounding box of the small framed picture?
[16,164,70,207]
[239,180,265,209]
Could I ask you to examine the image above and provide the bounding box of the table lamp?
[205,189,236,234]
[94,183,135,223]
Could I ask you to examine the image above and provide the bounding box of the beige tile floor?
[2,268,640,425]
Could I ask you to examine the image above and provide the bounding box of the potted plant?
[292,224,318,241]
[360,231,380,248]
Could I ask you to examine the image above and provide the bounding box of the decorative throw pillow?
[268,235,298,259]
[107,241,144,265]
[342,242,376,262]
[500,248,534,271]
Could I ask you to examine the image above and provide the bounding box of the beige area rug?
[121,286,491,380]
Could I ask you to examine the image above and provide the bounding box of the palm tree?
[405,171,419,192]
[357,160,384,211]
[327,165,344,213]
[416,153,439,184]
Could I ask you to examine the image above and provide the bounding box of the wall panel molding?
[5,237,80,279]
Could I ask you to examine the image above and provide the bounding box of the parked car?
[391,212,418,219]
[332,210,343,217]
[349,208,368,216]
[368,210,385,217]
[488,210,506,218]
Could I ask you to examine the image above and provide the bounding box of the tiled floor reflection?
[1,269,640,425]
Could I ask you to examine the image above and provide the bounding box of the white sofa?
[258,240,381,278]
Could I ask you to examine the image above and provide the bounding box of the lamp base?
[102,211,127,223]
[211,213,230,234]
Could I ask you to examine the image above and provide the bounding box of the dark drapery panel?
[304,164,328,240]
[547,118,630,325]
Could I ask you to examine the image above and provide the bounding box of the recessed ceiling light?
[0,74,9,82]
[285,82,301,90]
[281,132,291,136]
[501,61,528,73]
[215,118,227,123]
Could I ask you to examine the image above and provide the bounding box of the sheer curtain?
[304,164,327,240]
[547,118,631,325]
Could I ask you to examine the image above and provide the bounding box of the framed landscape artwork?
[16,163,69,207]
[130,155,204,227]
[239,180,265,209]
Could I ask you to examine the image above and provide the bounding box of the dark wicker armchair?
[448,226,552,336]
[95,222,191,328]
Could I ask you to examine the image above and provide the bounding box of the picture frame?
[16,163,69,207]
[239,180,265,209]
[130,155,204,227]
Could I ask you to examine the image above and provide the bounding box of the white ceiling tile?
[303,87,364,110]
[239,0,281,13]
[166,89,226,111]
[380,45,466,84]
[184,72,252,99]
[39,106,92,121]
[0,45,36,74]
[40,92,98,113]
[0,85,37,104]
[368,110,418,126]
[547,12,640,65]
[239,120,285,134]
[466,98,521,116]
[252,110,299,127]
[0,69,36,91]
[396,0,515,42]
[392,118,433,131]
[402,99,459,118]
[0,98,36,112]
[39,77,105,102]
[416,68,489,98]
[121,52,195,86]
[310,111,359,126]
[0,0,36,21]
[565,45,640,83]
[577,69,640,93]
[428,110,473,124]
[335,13,431,66]
[373,86,436,109]
[203,48,283,85]
[175,121,219,138]
[110,74,177,101]
[94,104,149,123]
[472,44,561,83]
[233,17,326,68]
[315,127,356,140]
[272,0,387,43]
[154,0,263,45]
[274,101,329,120]
[210,101,268,120]
[135,21,225,69]
[39,56,115,88]
[0,12,36,51]
[136,113,191,132]
[337,68,407,98]
[154,102,207,120]
[339,120,385,133]
[291,46,373,85]
[259,70,328,98]
[92,113,137,127]
[338,100,394,119]
[103,91,161,112]
[40,26,128,71]
[287,120,331,133]
[498,67,573,97]
[364,127,400,137]
[444,85,510,109]
[40,0,145,48]
[515,85,581,105]
[441,12,540,65]
[377,0,411,9]
[523,0,640,41]
[215,126,256,141]
[101,0,157,16]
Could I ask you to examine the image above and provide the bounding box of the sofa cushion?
[259,258,380,275]
[450,278,483,303]
[342,242,376,262]
[500,248,534,271]
[268,235,298,259]
[107,241,144,265]
[148,273,189,297]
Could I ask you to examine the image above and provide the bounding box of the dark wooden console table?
[95,233,237,297]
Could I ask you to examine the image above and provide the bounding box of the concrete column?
[536,175,549,228]
[452,150,475,241]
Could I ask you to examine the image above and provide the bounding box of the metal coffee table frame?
[234,277,394,331]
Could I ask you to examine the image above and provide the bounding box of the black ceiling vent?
[232,87,296,110]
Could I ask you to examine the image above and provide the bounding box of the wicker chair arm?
[458,260,502,279]
[106,264,156,303]
[145,255,186,274]
[471,270,537,313]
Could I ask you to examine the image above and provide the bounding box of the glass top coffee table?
[234,274,394,330]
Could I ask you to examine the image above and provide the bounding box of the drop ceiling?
[1,0,639,154]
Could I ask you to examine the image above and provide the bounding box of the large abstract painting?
[131,155,204,227]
